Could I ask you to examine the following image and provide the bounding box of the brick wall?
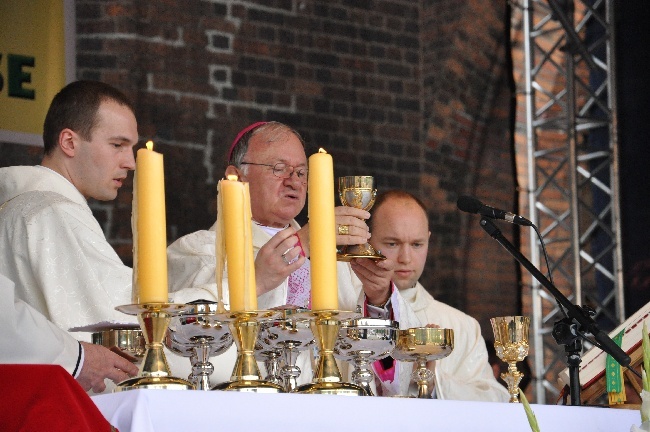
[0,0,519,337]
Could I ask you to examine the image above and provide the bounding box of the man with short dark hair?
[0,80,140,392]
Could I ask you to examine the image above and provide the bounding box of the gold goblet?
[490,316,530,403]
[392,327,454,398]
[336,176,385,261]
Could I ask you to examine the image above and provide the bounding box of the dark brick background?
[1,0,520,337]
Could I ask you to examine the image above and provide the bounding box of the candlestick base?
[295,310,367,396]
[211,310,284,393]
[114,303,195,391]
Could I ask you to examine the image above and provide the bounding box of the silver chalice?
[256,308,315,391]
[165,300,234,390]
[335,318,399,396]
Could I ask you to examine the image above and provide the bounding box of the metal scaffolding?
[516,0,624,403]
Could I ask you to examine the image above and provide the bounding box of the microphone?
[457,195,533,227]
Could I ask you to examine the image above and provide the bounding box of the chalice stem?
[352,357,375,396]
[502,362,524,403]
[413,358,434,399]
[263,352,282,385]
[281,346,301,392]
[190,343,213,390]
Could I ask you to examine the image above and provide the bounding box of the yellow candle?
[133,141,168,304]
[221,175,257,312]
[308,148,338,310]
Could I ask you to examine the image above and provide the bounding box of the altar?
[93,389,639,432]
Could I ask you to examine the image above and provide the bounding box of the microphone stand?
[479,217,631,406]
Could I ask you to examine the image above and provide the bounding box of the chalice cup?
[164,300,234,390]
[337,176,385,261]
[334,318,399,396]
[393,328,454,398]
[490,316,530,403]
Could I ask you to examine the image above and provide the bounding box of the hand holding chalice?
[336,176,385,261]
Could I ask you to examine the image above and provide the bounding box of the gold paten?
[393,327,454,398]
[336,176,386,262]
[491,316,530,403]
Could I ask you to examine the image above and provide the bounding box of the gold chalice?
[490,316,530,403]
[336,176,385,261]
[392,327,454,398]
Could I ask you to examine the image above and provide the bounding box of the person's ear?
[225,165,244,180]
[58,129,77,157]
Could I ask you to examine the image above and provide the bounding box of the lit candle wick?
[146,140,154,151]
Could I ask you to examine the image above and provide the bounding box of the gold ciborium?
[490,316,530,403]
[337,176,385,261]
[393,327,454,398]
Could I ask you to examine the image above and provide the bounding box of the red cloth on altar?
[0,364,117,431]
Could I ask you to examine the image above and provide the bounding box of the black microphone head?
[457,195,482,214]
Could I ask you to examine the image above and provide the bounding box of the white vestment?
[392,283,509,402]
[0,166,200,390]
[0,166,136,334]
[0,273,81,376]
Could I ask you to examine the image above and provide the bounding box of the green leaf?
[519,389,541,432]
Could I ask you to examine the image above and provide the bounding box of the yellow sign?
[0,1,74,146]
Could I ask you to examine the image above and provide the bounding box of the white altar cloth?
[93,389,640,432]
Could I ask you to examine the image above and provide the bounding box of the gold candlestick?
[490,316,530,403]
[212,310,285,393]
[296,310,366,395]
[114,303,195,390]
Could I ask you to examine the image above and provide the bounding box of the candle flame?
[318,147,327,154]
[146,140,154,151]
[227,174,238,181]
